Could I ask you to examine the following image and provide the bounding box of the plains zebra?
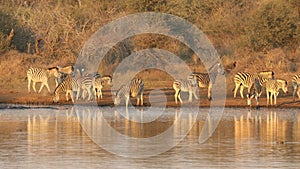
[93,75,112,99]
[53,75,80,103]
[292,74,300,101]
[266,79,288,106]
[246,78,262,108]
[75,73,100,100]
[27,67,62,93]
[173,75,198,104]
[190,63,224,100]
[233,71,274,98]
[114,78,144,108]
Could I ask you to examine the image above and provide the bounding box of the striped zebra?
[53,75,80,103]
[173,75,198,104]
[233,71,274,98]
[292,74,300,101]
[246,78,262,108]
[114,78,144,108]
[27,67,62,93]
[76,73,100,100]
[190,63,224,100]
[266,79,288,106]
[93,75,112,99]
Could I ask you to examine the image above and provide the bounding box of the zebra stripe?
[75,74,96,101]
[173,75,198,104]
[292,74,300,101]
[53,75,79,103]
[233,71,274,98]
[266,79,288,106]
[189,63,224,100]
[93,75,112,99]
[246,78,262,108]
[27,67,62,93]
[114,78,144,108]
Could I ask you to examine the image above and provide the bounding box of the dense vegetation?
[0,0,299,72]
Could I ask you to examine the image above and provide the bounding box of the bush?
[246,0,299,51]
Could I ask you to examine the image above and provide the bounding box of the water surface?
[0,105,299,168]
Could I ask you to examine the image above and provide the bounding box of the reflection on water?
[0,106,300,168]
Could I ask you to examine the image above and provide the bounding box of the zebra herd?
[233,70,300,107]
[26,63,300,107]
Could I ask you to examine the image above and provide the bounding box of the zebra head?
[48,67,63,78]
[280,80,288,94]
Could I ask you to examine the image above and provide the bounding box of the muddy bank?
[0,89,300,109]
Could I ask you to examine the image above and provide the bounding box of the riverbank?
[1,89,299,108]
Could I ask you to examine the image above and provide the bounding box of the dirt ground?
[1,88,300,109]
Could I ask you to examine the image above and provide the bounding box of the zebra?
[114,78,144,108]
[266,79,288,106]
[53,75,80,103]
[93,75,112,99]
[233,71,274,98]
[27,67,62,93]
[246,78,262,108]
[173,75,198,104]
[190,63,224,100]
[292,74,300,101]
[75,73,100,100]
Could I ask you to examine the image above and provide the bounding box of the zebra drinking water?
[246,78,262,108]
[114,78,144,108]
[53,75,79,103]
[27,67,62,93]
[233,71,274,98]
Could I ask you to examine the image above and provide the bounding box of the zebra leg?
[188,90,193,102]
[125,96,130,108]
[70,91,74,103]
[99,88,103,99]
[140,93,143,106]
[137,97,140,106]
[266,90,269,106]
[208,83,212,101]
[76,89,80,100]
[87,88,92,100]
[233,84,240,98]
[193,87,199,100]
[66,91,70,102]
[274,93,277,105]
[45,82,51,93]
[174,90,179,104]
[239,85,244,98]
[270,93,273,106]
[27,78,31,93]
[297,87,300,100]
[293,84,297,101]
[178,93,183,103]
[38,83,45,93]
[32,82,37,93]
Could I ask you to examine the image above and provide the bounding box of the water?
[0,105,300,168]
